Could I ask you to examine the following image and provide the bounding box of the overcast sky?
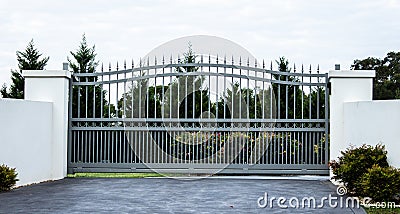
[1,0,399,85]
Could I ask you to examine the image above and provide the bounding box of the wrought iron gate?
[68,55,329,175]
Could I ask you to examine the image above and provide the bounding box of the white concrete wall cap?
[22,70,71,79]
[328,70,375,79]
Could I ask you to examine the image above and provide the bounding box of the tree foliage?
[1,39,49,99]
[352,52,400,100]
[69,34,114,118]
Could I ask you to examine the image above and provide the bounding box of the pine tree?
[69,34,114,118]
[1,39,49,99]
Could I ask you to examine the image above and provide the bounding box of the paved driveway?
[0,177,365,213]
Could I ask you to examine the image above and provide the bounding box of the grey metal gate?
[68,55,329,175]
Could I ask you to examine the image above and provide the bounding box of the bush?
[329,144,389,195]
[359,165,400,203]
[0,164,18,192]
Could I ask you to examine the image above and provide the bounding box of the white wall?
[343,100,400,168]
[24,70,71,180]
[0,99,53,186]
[329,70,375,162]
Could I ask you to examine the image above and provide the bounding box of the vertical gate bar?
[192,61,195,119]
[270,62,273,119]
[289,132,292,164]
[85,131,88,163]
[112,131,114,163]
[324,73,329,164]
[100,131,103,163]
[185,64,187,119]
[317,65,320,119]
[121,130,123,163]
[208,55,211,119]
[91,131,93,163]
[239,57,242,119]
[106,131,109,163]
[157,131,160,164]
[146,62,149,119]
[301,65,304,120]
[262,62,265,119]
[285,74,288,120]
[93,81,96,119]
[139,61,142,118]
[197,132,200,164]
[278,73,280,119]
[247,58,249,119]
[136,131,139,163]
[216,56,219,120]
[293,64,296,119]
[162,57,165,120]
[101,64,104,119]
[184,131,187,163]
[170,57,173,119]
[108,64,111,118]
[131,61,134,119]
[224,56,226,120]
[155,57,157,119]
[201,55,203,119]
[116,65,119,119]
[309,65,312,120]
[77,84,81,118]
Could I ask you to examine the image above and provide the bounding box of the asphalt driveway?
[0,176,366,213]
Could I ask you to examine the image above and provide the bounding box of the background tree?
[69,34,114,118]
[1,39,49,98]
[352,52,400,100]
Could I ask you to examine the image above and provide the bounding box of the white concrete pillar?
[329,70,375,163]
[23,70,71,180]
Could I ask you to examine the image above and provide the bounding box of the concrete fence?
[0,68,399,186]
[0,70,70,186]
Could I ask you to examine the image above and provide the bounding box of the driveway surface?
[0,176,366,213]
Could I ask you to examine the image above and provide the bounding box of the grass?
[67,172,166,178]
[364,207,400,214]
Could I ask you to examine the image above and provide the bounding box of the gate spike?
[270,61,273,70]
[247,57,249,67]
[231,55,234,65]
[293,63,296,73]
[101,63,103,72]
[139,58,142,67]
[239,56,242,66]
[155,56,157,66]
[162,55,165,65]
[116,61,119,71]
[255,59,257,68]
[309,64,312,73]
[224,55,226,64]
[147,57,150,66]
[262,59,265,69]
[109,62,111,71]
[178,54,180,63]
[301,64,304,73]
[208,54,211,64]
[124,60,126,70]
[317,64,320,74]
[170,55,173,64]
[216,54,219,64]
[132,59,134,68]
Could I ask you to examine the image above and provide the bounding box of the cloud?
[0,0,399,86]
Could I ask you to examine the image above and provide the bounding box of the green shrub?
[329,144,389,195]
[0,164,18,192]
[359,165,400,203]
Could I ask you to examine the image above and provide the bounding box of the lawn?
[67,173,166,178]
[364,207,400,214]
